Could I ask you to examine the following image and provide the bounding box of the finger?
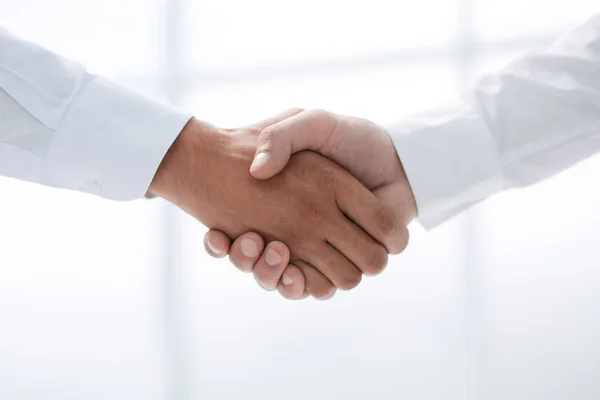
[249,109,337,179]
[252,241,290,291]
[204,230,231,258]
[248,108,305,131]
[228,232,265,273]
[294,260,336,300]
[335,176,409,255]
[277,264,308,300]
[327,217,389,276]
[302,244,362,291]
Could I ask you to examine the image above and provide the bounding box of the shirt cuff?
[388,103,505,229]
[41,76,193,200]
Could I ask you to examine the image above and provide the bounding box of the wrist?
[148,118,218,202]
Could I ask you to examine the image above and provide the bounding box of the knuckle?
[286,230,309,253]
[309,281,335,299]
[376,209,398,237]
[259,128,278,147]
[321,166,341,189]
[396,225,410,254]
[338,270,362,291]
[304,204,326,222]
[306,108,331,121]
[363,248,388,276]
[288,107,305,114]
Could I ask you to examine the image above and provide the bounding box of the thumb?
[249,110,337,179]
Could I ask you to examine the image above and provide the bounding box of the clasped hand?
[150,109,417,300]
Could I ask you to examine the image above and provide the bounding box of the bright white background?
[1,1,599,399]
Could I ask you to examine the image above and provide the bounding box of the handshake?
[149,109,417,300]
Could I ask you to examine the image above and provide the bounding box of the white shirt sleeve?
[0,27,192,200]
[390,14,600,229]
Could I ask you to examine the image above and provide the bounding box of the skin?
[149,112,408,297]
[204,109,417,300]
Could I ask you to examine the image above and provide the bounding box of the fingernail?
[241,239,259,258]
[205,238,223,257]
[265,249,282,266]
[282,273,294,286]
[250,152,269,172]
